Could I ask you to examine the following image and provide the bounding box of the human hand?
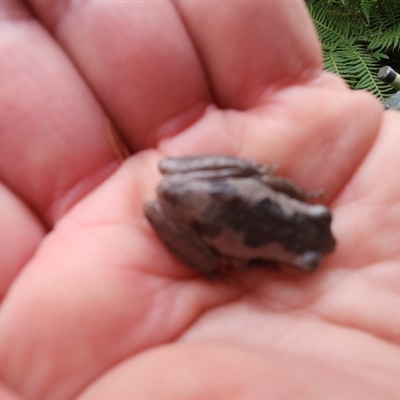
[0,2,398,399]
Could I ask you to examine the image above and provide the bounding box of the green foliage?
[306,0,400,100]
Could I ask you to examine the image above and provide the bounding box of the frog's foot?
[159,155,272,180]
[144,201,220,278]
[230,257,279,271]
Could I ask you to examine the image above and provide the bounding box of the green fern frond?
[323,49,358,85]
[323,45,391,99]
[368,25,400,52]
[310,3,364,48]
[306,0,400,100]
[359,0,376,22]
[349,48,392,99]
[368,8,400,52]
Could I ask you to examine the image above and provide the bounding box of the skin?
[0,1,398,399]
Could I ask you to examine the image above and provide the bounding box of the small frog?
[144,155,336,278]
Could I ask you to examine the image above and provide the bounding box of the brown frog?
[144,155,336,278]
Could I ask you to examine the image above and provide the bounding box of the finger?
[175,0,322,109]
[29,0,211,150]
[28,2,320,149]
[0,183,44,299]
[0,3,116,224]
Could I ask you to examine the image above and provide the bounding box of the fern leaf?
[359,0,376,22]
[306,0,399,100]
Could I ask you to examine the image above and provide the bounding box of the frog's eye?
[308,205,332,224]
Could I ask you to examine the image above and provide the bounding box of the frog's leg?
[262,175,324,202]
[159,155,273,180]
[230,257,279,271]
[143,201,220,278]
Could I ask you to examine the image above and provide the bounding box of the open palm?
[0,2,398,399]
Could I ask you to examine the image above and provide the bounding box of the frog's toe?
[295,251,321,272]
[144,201,220,278]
